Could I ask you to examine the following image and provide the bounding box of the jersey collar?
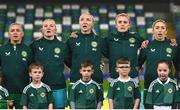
[118,76,131,82]
[80,79,93,85]
[157,77,170,85]
[30,82,43,89]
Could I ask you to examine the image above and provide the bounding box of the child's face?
[80,66,93,81]
[116,63,131,76]
[157,63,169,81]
[29,68,44,82]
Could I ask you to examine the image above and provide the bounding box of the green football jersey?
[107,77,141,109]
[31,37,67,90]
[103,31,144,79]
[146,78,180,105]
[70,79,103,109]
[20,82,54,109]
[138,39,178,89]
[0,42,32,93]
[66,33,104,84]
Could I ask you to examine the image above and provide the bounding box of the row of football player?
[0,12,179,109]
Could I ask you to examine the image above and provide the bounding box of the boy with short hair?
[20,63,54,109]
[107,57,141,109]
[69,60,103,109]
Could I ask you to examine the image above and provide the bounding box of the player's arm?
[141,40,149,48]
[70,84,76,109]
[20,90,28,110]
[108,99,114,109]
[96,101,102,109]
[170,38,177,46]
[48,103,53,109]
[101,37,109,58]
[133,81,141,109]
[22,106,28,110]
[107,81,114,109]
[137,47,147,72]
[70,101,75,109]
[96,85,103,109]
[133,99,140,109]
[64,40,72,68]
[134,32,148,48]
[46,87,54,109]
[70,31,78,38]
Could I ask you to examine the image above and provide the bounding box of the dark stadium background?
[0,0,179,109]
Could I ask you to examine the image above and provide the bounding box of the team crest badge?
[40,92,46,97]
[168,88,173,93]
[166,48,172,54]
[129,38,135,43]
[91,41,98,48]
[128,86,132,92]
[54,48,61,54]
[89,89,94,94]
[21,51,27,57]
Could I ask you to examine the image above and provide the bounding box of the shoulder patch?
[130,78,139,88]
[148,79,158,92]
[110,78,119,87]
[0,87,9,97]
[72,80,81,90]
[23,84,31,94]
[169,78,177,85]
[42,83,51,92]
[169,79,178,90]
[92,80,101,89]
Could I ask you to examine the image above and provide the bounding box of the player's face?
[115,16,130,32]
[42,20,57,37]
[157,63,169,81]
[8,25,24,43]
[153,22,167,41]
[80,66,93,81]
[79,14,93,33]
[116,63,131,76]
[30,68,44,82]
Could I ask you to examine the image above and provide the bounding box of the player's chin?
[160,76,167,81]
